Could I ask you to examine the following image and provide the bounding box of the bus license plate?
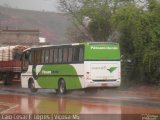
[102,83,108,86]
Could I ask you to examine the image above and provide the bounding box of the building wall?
[0,29,40,46]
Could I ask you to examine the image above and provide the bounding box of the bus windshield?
[84,43,120,60]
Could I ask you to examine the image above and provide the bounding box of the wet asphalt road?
[0,82,160,120]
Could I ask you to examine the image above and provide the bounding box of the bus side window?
[73,47,80,62]
[49,48,54,63]
[45,49,49,63]
[58,48,63,63]
[22,51,30,72]
[41,50,45,64]
[54,48,58,63]
[68,48,73,63]
[25,52,30,60]
[31,51,35,64]
[38,50,42,64]
[79,47,84,62]
[35,50,41,64]
[72,46,84,63]
[34,50,37,64]
[63,48,68,63]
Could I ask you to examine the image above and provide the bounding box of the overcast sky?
[0,0,59,12]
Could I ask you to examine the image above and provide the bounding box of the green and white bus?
[21,42,121,94]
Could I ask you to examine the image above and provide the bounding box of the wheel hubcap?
[60,84,64,93]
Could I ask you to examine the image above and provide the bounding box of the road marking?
[0,102,17,113]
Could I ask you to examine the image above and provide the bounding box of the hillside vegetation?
[0,6,70,44]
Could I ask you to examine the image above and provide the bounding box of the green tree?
[59,0,160,84]
[59,0,122,41]
[111,0,160,83]
[142,0,160,83]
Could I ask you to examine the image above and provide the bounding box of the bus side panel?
[36,64,84,90]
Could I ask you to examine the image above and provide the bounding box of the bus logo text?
[91,46,118,50]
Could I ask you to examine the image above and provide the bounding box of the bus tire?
[0,72,2,81]
[28,79,38,93]
[58,79,66,94]
[3,73,12,85]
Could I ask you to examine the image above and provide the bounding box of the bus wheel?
[28,79,38,93]
[58,79,66,94]
[0,72,2,81]
[3,73,12,85]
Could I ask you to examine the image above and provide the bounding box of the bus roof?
[23,42,119,52]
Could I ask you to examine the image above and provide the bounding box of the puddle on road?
[0,94,159,115]
[0,102,17,113]
[0,94,121,114]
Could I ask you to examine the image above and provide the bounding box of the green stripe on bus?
[36,64,82,89]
